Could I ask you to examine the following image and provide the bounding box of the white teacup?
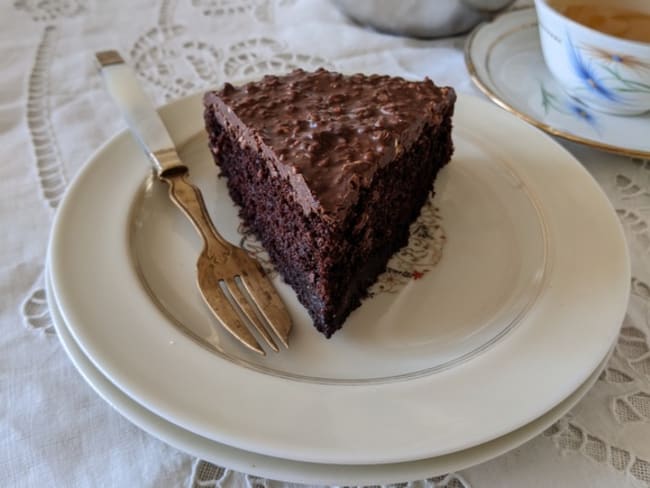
[534,0,650,115]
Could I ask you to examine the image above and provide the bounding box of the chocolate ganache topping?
[204,68,456,223]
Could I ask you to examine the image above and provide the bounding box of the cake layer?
[203,69,456,337]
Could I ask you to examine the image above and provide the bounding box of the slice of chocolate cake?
[203,68,455,338]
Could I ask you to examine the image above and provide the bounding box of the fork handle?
[160,166,231,254]
[95,51,230,253]
[96,51,185,176]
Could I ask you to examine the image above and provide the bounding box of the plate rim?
[46,265,612,486]
[48,92,630,464]
[464,7,650,160]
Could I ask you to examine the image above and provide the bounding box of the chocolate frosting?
[204,68,456,223]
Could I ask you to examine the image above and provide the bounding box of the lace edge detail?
[159,0,178,30]
[21,271,54,335]
[191,460,471,488]
[13,0,85,22]
[545,418,650,484]
[27,25,67,209]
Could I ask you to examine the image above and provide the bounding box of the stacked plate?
[47,92,629,485]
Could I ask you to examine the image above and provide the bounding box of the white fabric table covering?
[2,0,649,486]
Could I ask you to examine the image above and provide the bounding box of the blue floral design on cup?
[534,0,650,115]
[566,35,620,102]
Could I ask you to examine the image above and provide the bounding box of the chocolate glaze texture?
[204,68,456,224]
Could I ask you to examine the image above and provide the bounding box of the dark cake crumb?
[204,68,456,337]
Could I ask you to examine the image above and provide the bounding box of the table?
[2,0,649,486]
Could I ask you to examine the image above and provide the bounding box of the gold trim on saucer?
[464,8,650,160]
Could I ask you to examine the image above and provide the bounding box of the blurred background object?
[333,0,516,38]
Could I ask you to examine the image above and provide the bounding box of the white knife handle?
[95,50,184,176]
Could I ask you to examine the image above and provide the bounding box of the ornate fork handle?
[157,150,231,260]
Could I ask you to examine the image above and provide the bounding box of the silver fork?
[96,50,292,355]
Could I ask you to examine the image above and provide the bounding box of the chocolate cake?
[203,68,456,338]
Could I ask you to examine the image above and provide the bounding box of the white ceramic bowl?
[534,0,650,115]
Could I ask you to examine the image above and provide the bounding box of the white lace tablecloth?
[2,0,650,487]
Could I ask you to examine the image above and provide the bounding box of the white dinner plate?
[46,266,612,485]
[48,92,629,464]
[465,8,650,159]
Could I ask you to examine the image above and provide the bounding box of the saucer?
[465,7,650,159]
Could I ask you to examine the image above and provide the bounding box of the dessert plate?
[466,8,650,159]
[46,266,611,485]
[48,93,629,464]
